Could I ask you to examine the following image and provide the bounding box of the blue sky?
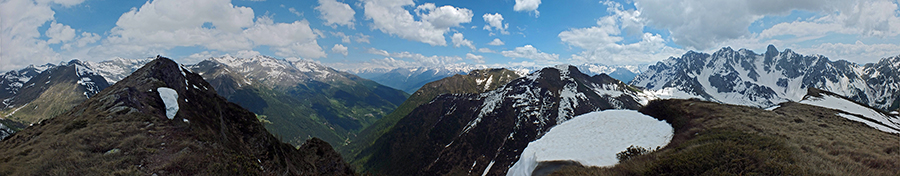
[2,0,899,71]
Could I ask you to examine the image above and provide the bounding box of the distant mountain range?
[342,64,646,94]
[632,45,900,111]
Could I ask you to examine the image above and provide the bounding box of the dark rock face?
[632,45,898,110]
[345,68,521,164]
[362,66,646,175]
[0,56,355,175]
[863,56,900,111]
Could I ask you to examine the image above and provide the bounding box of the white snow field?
[157,87,179,119]
[799,94,900,134]
[507,110,673,176]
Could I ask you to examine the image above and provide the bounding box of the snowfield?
[507,110,673,176]
[799,94,900,134]
[157,87,179,119]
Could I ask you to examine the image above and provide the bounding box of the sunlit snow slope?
[799,89,900,134]
[507,110,673,176]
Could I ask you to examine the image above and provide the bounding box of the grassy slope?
[1,82,86,124]
[551,99,900,175]
[342,68,520,171]
[200,65,408,149]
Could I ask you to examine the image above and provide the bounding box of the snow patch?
[800,94,900,134]
[507,110,673,176]
[157,87,179,119]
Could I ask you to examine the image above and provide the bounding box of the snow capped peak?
[632,45,895,110]
[85,57,152,83]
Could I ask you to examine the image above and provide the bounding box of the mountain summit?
[0,56,354,175]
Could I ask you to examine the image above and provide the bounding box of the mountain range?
[0,44,897,175]
[632,45,899,111]
[343,64,645,94]
[358,65,650,175]
[187,55,409,148]
[0,56,355,175]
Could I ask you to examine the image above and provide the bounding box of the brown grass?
[550,99,900,175]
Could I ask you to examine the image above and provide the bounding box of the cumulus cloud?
[353,33,371,43]
[487,38,505,46]
[61,32,100,50]
[466,53,486,63]
[501,45,559,61]
[514,0,541,17]
[366,48,390,56]
[331,44,349,56]
[332,32,352,43]
[316,0,355,28]
[0,0,87,71]
[482,13,509,35]
[361,0,473,46]
[794,40,900,64]
[635,0,900,50]
[451,33,476,50]
[95,0,327,60]
[45,21,76,44]
[477,48,496,53]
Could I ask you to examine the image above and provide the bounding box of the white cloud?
[568,33,685,64]
[558,17,623,49]
[366,48,390,56]
[93,0,327,60]
[635,0,900,50]
[466,53,486,63]
[415,3,474,29]
[477,48,496,53]
[184,51,217,63]
[482,13,509,35]
[758,22,853,39]
[487,38,505,46]
[794,40,900,64]
[353,33,371,43]
[316,0,355,28]
[234,50,261,58]
[332,32,352,43]
[45,21,76,44]
[0,0,86,71]
[390,51,463,65]
[361,0,472,46]
[514,0,541,17]
[61,32,100,50]
[331,44,349,56]
[451,33,476,50]
[288,7,302,16]
[559,1,685,64]
[501,45,559,61]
